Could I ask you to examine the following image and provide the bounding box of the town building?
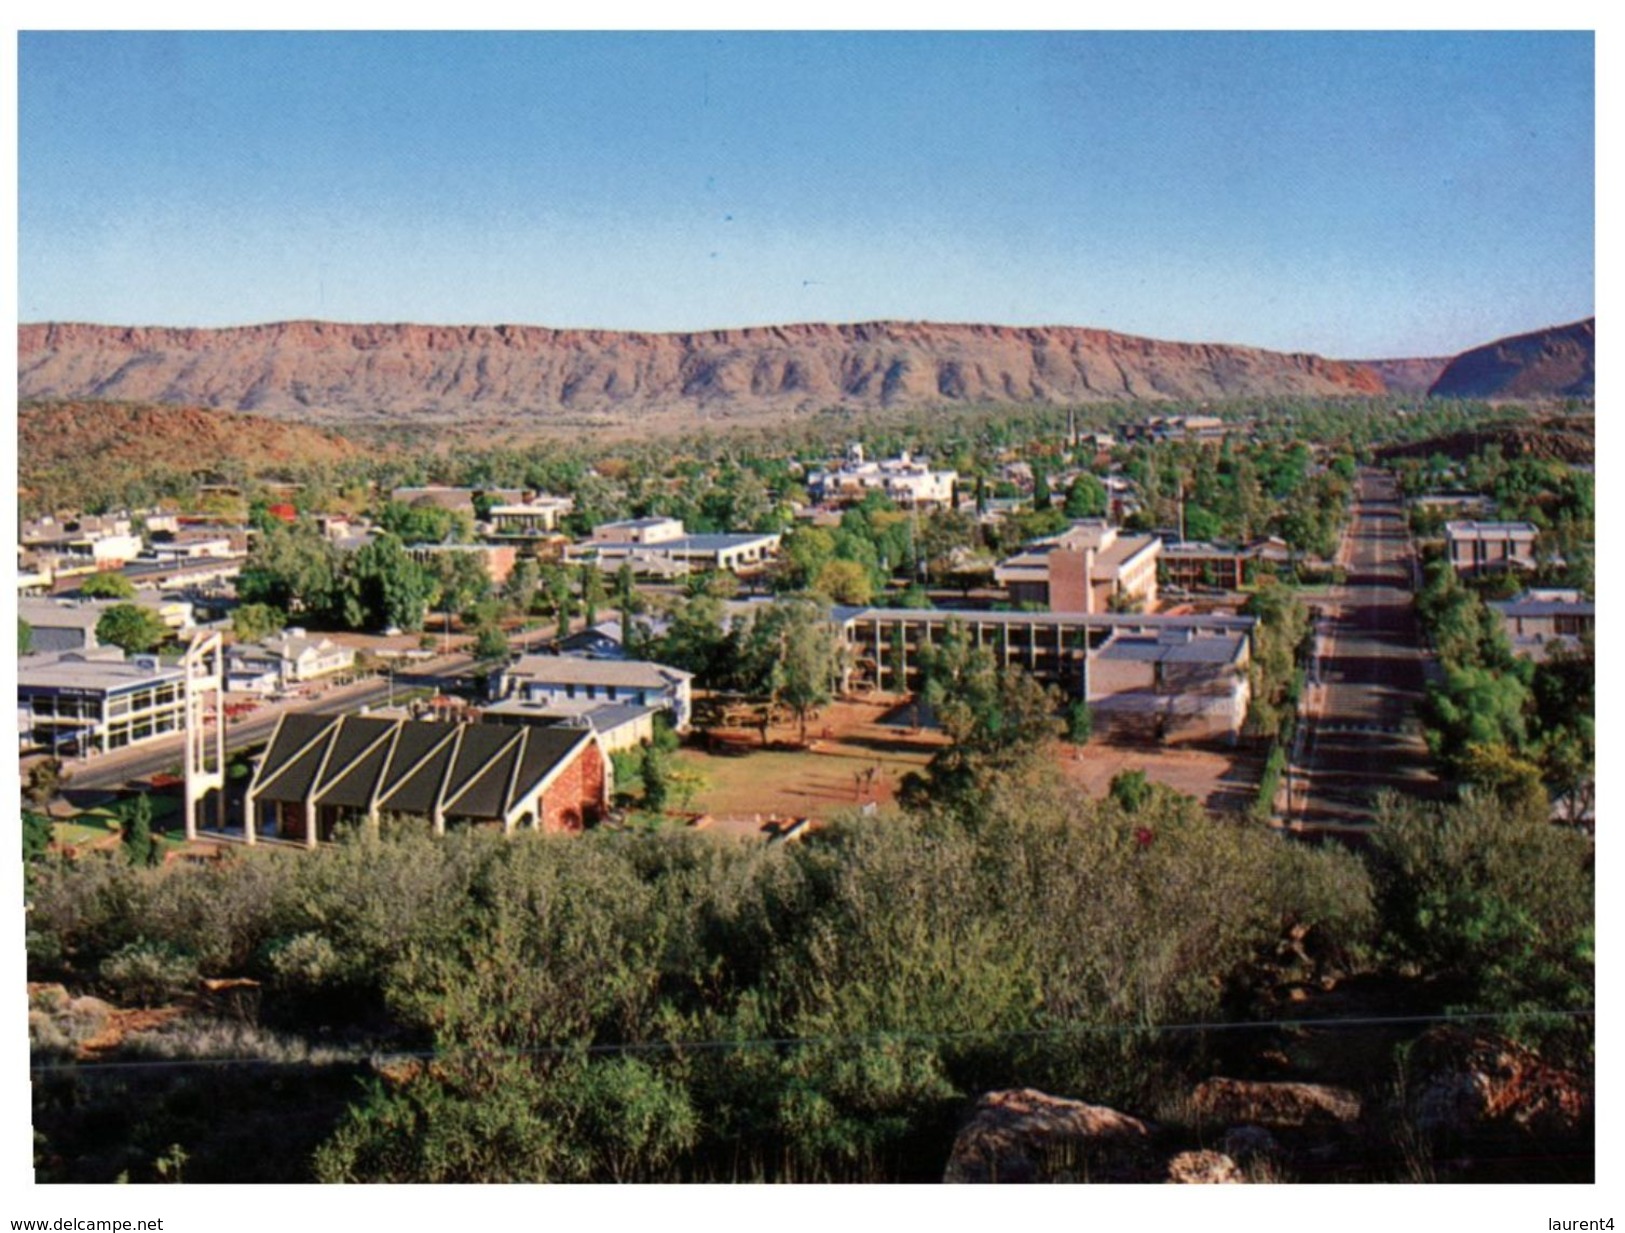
[405,542,519,586]
[18,649,189,756]
[19,597,106,653]
[1159,542,1252,591]
[226,629,357,694]
[993,520,1162,613]
[245,714,609,845]
[493,654,694,731]
[1488,589,1594,660]
[486,495,575,537]
[835,607,1253,743]
[1444,520,1540,575]
[806,446,959,508]
[572,518,780,576]
[481,697,660,754]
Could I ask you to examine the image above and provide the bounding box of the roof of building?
[1444,520,1540,538]
[484,697,659,734]
[598,516,684,530]
[1095,631,1250,666]
[1489,597,1596,619]
[506,654,693,689]
[18,598,105,630]
[251,714,593,821]
[656,533,780,552]
[840,607,1255,633]
[19,650,185,693]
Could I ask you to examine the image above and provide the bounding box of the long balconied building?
[835,606,1254,743]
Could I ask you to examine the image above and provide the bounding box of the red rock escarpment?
[20,319,1394,424]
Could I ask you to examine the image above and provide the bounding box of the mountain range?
[17,317,1592,430]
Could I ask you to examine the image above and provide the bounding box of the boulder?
[1191,1078,1362,1128]
[1165,1150,1245,1183]
[1220,1124,1282,1163]
[1407,1028,1591,1140]
[944,1088,1156,1183]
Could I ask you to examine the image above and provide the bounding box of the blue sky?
[17,31,1594,358]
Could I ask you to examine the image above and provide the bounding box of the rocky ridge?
[19,319,1394,427]
[1429,317,1595,400]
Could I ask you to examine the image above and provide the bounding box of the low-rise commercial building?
[807,446,958,508]
[493,655,694,731]
[1488,589,1594,660]
[994,520,1161,613]
[573,518,780,575]
[1444,520,1539,575]
[836,607,1254,742]
[18,649,188,755]
[487,495,575,537]
[227,630,356,693]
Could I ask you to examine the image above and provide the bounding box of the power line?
[28,1007,1594,1076]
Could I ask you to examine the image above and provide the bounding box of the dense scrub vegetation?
[27,762,1590,1182]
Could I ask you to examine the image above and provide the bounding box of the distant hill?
[1428,318,1595,400]
[1349,356,1451,396]
[18,319,1393,430]
[18,400,362,513]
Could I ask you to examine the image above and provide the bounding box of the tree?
[473,623,509,660]
[121,793,160,868]
[1066,699,1093,745]
[812,559,874,606]
[777,527,836,592]
[1369,792,1592,1016]
[502,558,543,617]
[376,501,471,545]
[24,758,69,814]
[78,572,136,599]
[1063,473,1108,519]
[336,536,434,633]
[23,811,53,864]
[238,522,339,616]
[744,598,842,745]
[232,602,287,644]
[96,604,169,654]
[424,551,491,624]
[641,742,672,812]
[1109,769,1152,813]
[579,564,608,630]
[898,622,1060,814]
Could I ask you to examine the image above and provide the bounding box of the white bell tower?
[181,631,226,841]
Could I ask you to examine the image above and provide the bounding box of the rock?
[1407,1028,1591,1140]
[1220,1124,1281,1163]
[19,320,1396,430]
[944,1088,1157,1183]
[1165,1150,1245,1183]
[1191,1078,1362,1128]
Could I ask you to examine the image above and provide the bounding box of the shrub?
[99,940,199,1006]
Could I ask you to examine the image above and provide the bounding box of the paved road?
[1288,468,1439,835]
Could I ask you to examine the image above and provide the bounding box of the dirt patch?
[679,694,947,822]
[1058,739,1263,814]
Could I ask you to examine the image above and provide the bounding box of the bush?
[99,940,199,1006]
[1368,792,1592,1016]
